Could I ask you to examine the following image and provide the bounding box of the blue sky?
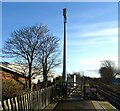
[2,2,118,77]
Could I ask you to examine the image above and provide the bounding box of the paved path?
[45,84,118,111]
[53,99,95,110]
[53,86,96,110]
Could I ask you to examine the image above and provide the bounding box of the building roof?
[0,63,28,79]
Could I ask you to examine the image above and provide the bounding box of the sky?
[1,0,120,2]
[1,2,118,78]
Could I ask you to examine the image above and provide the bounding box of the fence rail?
[0,85,56,111]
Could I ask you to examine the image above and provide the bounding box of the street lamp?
[63,8,67,83]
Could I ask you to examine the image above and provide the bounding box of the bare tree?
[37,34,61,87]
[3,24,61,89]
[99,60,116,84]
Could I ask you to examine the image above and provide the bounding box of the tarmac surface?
[53,87,96,111]
[53,99,95,110]
[45,85,118,111]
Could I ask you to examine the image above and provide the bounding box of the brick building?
[0,62,28,86]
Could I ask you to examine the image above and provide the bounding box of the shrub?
[2,79,30,101]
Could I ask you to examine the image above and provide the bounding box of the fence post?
[39,90,42,110]
[11,98,15,110]
[46,87,48,106]
[25,94,28,110]
[52,85,56,100]
[43,88,46,109]
[48,87,50,104]
[31,92,34,110]
[14,97,18,111]
[3,100,8,110]
[17,96,21,111]
[7,99,12,111]
[27,93,31,110]
[34,91,37,110]
[0,101,3,111]
[24,94,27,111]
[36,91,39,110]
[21,95,25,110]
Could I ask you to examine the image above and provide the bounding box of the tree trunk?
[43,69,48,88]
[29,63,32,90]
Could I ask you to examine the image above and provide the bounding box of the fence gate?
[67,82,82,97]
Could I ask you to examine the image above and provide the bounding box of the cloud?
[66,55,118,78]
[82,27,117,37]
[67,21,118,47]
[79,55,118,66]
[78,55,118,77]
[70,7,115,23]
[67,35,117,47]
[68,21,117,32]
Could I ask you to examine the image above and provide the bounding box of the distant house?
[31,72,55,84]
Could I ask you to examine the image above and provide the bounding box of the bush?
[2,79,30,101]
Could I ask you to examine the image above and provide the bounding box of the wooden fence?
[0,85,56,111]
